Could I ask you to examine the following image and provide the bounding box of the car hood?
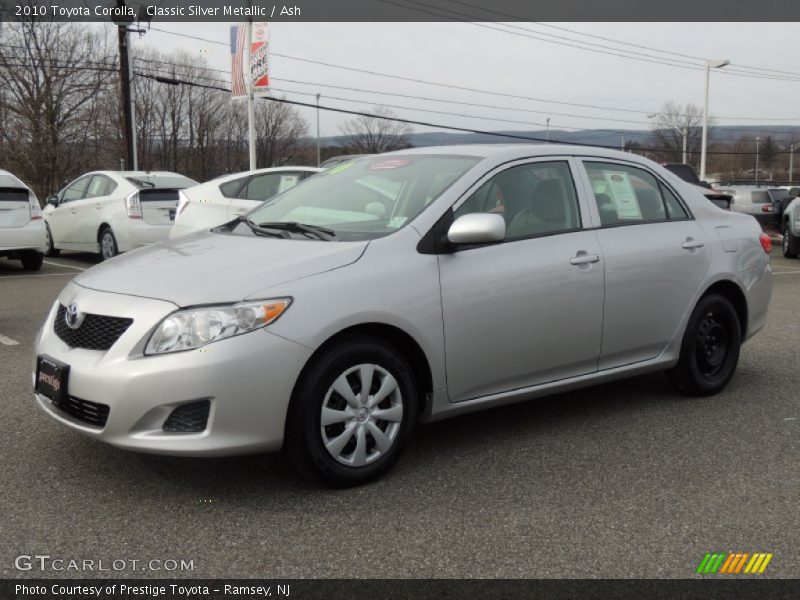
[74,231,368,306]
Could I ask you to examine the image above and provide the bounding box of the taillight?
[759,233,772,253]
[761,204,774,213]
[176,190,190,219]
[125,191,142,219]
[28,191,42,220]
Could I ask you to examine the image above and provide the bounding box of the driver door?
[437,159,605,402]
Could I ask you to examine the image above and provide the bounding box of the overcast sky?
[135,22,800,142]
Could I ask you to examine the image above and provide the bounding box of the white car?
[170,167,321,238]
[0,170,46,271]
[44,171,197,260]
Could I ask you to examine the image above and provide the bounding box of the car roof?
[384,143,659,164]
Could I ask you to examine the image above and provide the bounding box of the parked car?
[44,171,197,260]
[729,186,790,228]
[661,163,732,210]
[170,167,321,238]
[319,154,368,168]
[0,170,46,270]
[781,196,800,257]
[33,146,771,486]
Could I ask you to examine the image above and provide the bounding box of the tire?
[667,293,741,396]
[99,227,118,261]
[284,335,418,487]
[45,224,60,257]
[20,250,43,271]
[782,223,800,258]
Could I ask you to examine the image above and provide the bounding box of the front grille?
[51,395,110,428]
[54,304,133,351]
[163,400,211,433]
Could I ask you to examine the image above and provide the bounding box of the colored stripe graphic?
[698,552,773,574]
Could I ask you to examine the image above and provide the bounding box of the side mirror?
[447,213,506,245]
[46,196,59,206]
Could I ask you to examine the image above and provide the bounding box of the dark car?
[730,187,789,228]
[662,163,732,210]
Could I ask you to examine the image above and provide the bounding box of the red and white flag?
[250,22,270,95]
[230,25,247,98]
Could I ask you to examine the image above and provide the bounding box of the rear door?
[226,171,310,219]
[73,174,118,243]
[578,160,711,369]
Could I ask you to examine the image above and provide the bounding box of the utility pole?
[316,93,321,167]
[790,142,800,184]
[755,136,760,184]
[246,17,257,170]
[116,0,137,170]
[546,117,550,141]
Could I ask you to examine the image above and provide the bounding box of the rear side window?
[584,162,689,226]
[245,172,306,201]
[220,177,248,199]
[85,175,117,198]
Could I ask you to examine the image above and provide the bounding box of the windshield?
[126,175,198,190]
[243,155,479,241]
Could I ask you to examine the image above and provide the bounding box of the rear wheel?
[667,294,741,396]
[45,223,60,257]
[783,223,799,258]
[99,227,118,261]
[284,335,418,487]
[20,250,43,271]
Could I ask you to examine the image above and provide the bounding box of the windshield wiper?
[255,221,335,240]
[241,217,286,238]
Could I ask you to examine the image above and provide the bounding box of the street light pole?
[546,117,550,141]
[681,126,688,164]
[316,93,321,167]
[700,58,730,181]
[755,136,760,184]
[790,142,800,184]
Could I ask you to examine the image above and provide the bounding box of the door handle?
[682,238,705,250]
[570,252,600,266]
[69,209,77,215]
[94,203,102,209]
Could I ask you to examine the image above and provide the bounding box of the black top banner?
[2,0,800,22]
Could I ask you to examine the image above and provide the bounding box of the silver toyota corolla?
[33,145,772,486]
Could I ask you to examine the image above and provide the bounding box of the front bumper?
[33,282,313,456]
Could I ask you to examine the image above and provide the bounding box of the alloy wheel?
[320,363,403,467]
[101,232,115,260]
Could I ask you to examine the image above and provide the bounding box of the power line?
[134,70,800,155]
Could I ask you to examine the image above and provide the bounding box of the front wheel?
[667,294,741,396]
[99,227,118,261]
[284,336,418,487]
[783,223,800,258]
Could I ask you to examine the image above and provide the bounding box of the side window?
[245,173,283,200]
[60,176,90,202]
[85,175,117,198]
[454,161,581,240]
[585,162,684,226]
[219,177,248,199]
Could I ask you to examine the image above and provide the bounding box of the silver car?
[33,146,772,486]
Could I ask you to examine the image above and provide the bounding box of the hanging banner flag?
[230,24,247,99]
[250,22,270,95]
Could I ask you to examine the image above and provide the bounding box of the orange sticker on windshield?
[368,159,411,170]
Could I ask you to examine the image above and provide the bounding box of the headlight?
[144,298,291,355]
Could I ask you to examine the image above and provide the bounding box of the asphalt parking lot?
[1,251,798,579]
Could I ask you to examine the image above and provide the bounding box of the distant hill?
[316,125,800,149]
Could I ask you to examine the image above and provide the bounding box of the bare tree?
[339,106,412,154]
[649,101,706,166]
[254,98,310,167]
[0,21,116,197]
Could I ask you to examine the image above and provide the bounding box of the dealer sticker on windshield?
[369,158,412,171]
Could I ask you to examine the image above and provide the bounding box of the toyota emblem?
[65,303,84,330]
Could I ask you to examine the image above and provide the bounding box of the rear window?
[0,174,25,188]
[126,175,197,190]
[751,191,770,203]
[0,188,29,202]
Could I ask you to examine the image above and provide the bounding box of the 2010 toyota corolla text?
[33,145,772,486]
